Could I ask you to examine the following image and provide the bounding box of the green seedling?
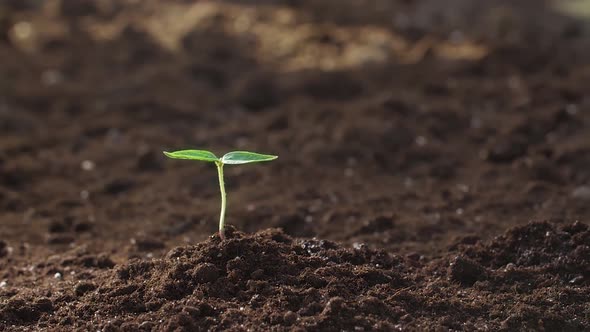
[163,150,277,239]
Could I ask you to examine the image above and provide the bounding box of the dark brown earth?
[1,0,590,330]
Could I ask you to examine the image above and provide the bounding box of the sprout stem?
[215,161,227,240]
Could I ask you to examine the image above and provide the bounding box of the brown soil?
[1,0,589,330]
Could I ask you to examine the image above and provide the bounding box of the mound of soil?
[1,222,588,331]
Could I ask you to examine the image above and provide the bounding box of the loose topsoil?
[1,0,590,331]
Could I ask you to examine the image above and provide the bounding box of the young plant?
[163,150,277,239]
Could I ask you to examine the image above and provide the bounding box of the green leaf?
[221,151,278,165]
[163,150,219,162]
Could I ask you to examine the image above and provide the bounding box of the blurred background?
[1,0,590,260]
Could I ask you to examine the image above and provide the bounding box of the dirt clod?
[448,256,486,285]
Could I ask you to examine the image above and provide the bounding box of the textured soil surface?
[1,223,590,331]
[1,0,590,330]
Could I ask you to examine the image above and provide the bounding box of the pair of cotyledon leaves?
[163,150,277,164]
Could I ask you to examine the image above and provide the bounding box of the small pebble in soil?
[0,280,7,287]
[345,168,354,177]
[566,104,579,115]
[404,178,414,188]
[415,136,428,146]
[41,69,63,86]
[81,160,95,171]
[11,21,33,40]
[353,242,367,250]
[456,184,470,193]
[406,252,422,261]
[54,272,62,279]
[571,186,590,200]
[80,190,90,200]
